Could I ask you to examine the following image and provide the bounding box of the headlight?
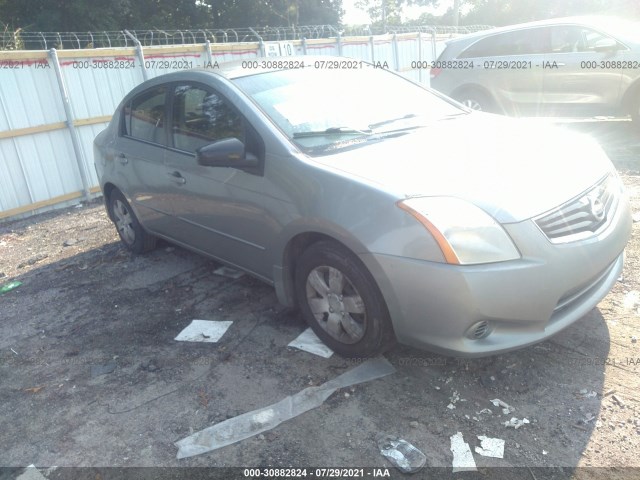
[397,197,520,265]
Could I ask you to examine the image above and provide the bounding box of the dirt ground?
[1,119,639,479]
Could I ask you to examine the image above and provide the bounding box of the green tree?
[461,0,640,25]
[354,0,438,26]
[0,0,344,32]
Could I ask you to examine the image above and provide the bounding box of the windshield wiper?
[293,126,372,138]
[368,114,418,130]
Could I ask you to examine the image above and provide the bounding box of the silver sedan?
[94,57,632,357]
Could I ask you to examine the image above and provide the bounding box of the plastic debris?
[379,436,427,473]
[542,450,548,455]
[611,394,625,407]
[0,281,22,295]
[447,403,456,410]
[475,436,505,458]
[450,432,477,472]
[490,398,514,415]
[90,360,116,377]
[576,389,598,399]
[504,417,530,429]
[288,328,333,358]
[174,320,233,343]
[623,291,640,309]
[476,408,492,415]
[175,357,396,459]
[213,266,245,279]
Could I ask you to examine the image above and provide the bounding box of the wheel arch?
[102,182,118,221]
[621,79,640,118]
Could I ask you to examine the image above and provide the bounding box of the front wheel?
[294,241,395,358]
[454,89,494,113]
[108,189,157,254]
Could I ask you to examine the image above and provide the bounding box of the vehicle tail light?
[430,67,442,79]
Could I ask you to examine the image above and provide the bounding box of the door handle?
[116,153,128,165]
[167,171,186,185]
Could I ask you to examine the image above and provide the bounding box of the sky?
[342,0,453,25]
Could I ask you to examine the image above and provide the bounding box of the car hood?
[315,114,613,223]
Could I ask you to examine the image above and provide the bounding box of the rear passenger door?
[115,85,175,236]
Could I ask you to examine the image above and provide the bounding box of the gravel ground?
[0,119,639,480]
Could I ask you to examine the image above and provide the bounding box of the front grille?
[535,175,617,243]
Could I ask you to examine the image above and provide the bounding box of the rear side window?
[122,86,167,144]
[171,84,244,153]
[458,28,549,58]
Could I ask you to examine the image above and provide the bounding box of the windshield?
[232,64,464,152]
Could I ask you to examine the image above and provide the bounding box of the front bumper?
[360,194,632,357]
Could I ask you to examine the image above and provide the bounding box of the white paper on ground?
[213,266,245,279]
[16,465,48,480]
[174,320,233,343]
[450,432,477,472]
[288,328,334,358]
[175,356,396,459]
[475,435,505,458]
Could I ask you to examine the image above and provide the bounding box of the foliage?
[0,0,344,32]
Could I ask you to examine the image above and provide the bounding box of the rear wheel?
[294,241,395,357]
[108,189,156,254]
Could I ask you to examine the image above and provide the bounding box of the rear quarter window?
[122,86,167,145]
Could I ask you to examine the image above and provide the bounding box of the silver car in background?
[430,16,640,121]
[94,58,632,358]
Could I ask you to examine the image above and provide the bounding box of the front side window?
[171,85,244,153]
[549,26,618,53]
[123,86,167,144]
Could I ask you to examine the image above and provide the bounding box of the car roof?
[444,15,636,45]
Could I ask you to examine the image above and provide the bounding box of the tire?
[108,189,157,254]
[454,89,494,113]
[294,241,395,358]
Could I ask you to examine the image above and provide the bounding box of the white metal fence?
[0,32,456,221]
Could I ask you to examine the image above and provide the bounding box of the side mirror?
[196,138,259,170]
[593,38,618,52]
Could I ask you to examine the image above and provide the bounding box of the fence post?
[49,48,91,201]
[370,35,375,63]
[301,37,307,55]
[392,33,399,72]
[124,29,148,81]
[249,28,265,57]
[418,32,423,84]
[205,39,214,65]
[337,31,343,56]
